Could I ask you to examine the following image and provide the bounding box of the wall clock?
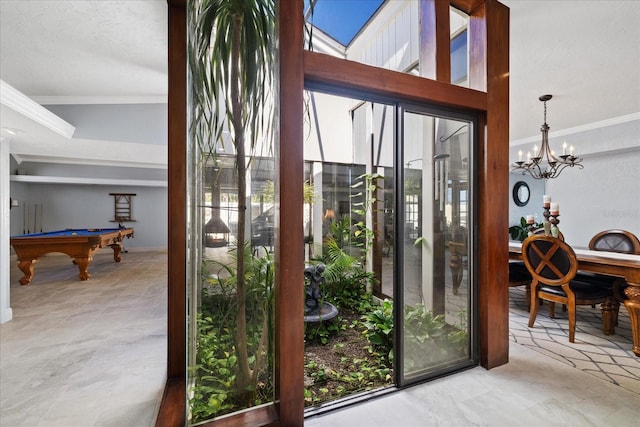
[512,181,530,207]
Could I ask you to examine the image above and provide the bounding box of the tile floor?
[2,251,639,426]
[1,250,167,427]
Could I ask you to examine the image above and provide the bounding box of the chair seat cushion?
[538,280,613,299]
[509,269,531,283]
[574,271,624,288]
[509,261,532,283]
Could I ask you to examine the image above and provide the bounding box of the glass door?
[395,105,476,386]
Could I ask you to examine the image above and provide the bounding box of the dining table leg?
[623,282,640,357]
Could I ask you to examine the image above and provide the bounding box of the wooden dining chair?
[522,235,618,343]
[589,229,640,254]
[577,229,640,323]
[509,228,564,306]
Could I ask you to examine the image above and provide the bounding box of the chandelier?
[512,94,583,179]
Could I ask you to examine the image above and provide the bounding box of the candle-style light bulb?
[562,141,567,155]
[533,144,538,154]
[527,151,531,161]
[518,150,523,161]
[570,145,575,155]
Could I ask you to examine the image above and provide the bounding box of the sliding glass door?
[396,105,476,386]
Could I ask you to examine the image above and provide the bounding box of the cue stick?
[40,203,43,232]
[34,204,37,233]
[23,201,26,233]
[26,204,30,233]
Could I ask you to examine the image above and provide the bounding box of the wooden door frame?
[157,0,509,425]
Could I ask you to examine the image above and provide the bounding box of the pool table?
[10,227,134,286]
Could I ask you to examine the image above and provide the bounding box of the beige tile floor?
[2,250,640,426]
[1,250,167,427]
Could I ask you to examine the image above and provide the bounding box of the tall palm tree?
[190,0,275,400]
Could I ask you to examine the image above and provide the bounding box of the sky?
[305,0,385,45]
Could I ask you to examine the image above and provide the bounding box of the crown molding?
[32,95,168,105]
[10,174,167,187]
[511,112,640,146]
[10,153,167,169]
[0,80,76,138]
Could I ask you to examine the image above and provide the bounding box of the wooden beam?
[276,1,305,425]
[420,0,451,82]
[451,0,487,15]
[469,0,510,369]
[156,0,186,425]
[304,51,487,112]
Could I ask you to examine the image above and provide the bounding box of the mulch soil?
[303,310,393,407]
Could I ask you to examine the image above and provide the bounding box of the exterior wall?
[303,91,356,164]
[347,1,418,72]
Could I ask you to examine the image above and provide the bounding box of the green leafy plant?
[304,319,343,346]
[190,245,274,422]
[403,304,468,371]
[362,299,394,364]
[314,238,375,313]
[351,172,382,252]
[189,0,276,415]
[509,216,543,241]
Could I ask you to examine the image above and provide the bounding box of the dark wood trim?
[155,378,185,427]
[200,404,279,427]
[157,0,510,424]
[276,1,305,426]
[304,51,487,112]
[451,0,488,14]
[157,1,187,426]
[419,0,451,82]
[469,0,510,369]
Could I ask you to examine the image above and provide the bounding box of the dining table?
[509,241,640,357]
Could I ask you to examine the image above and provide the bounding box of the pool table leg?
[75,257,91,281]
[110,243,123,262]
[17,259,38,286]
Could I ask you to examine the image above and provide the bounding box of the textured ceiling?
[0,0,167,102]
[0,0,638,169]
[503,0,640,142]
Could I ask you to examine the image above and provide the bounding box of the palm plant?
[189,0,275,402]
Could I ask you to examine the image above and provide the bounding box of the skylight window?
[304,0,384,45]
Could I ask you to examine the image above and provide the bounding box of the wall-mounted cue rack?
[109,193,137,223]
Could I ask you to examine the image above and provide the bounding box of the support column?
[1,136,13,323]
[469,0,510,369]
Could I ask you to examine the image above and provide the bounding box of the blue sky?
[305,0,385,45]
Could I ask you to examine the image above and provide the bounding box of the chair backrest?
[522,235,578,286]
[533,227,564,241]
[588,229,640,254]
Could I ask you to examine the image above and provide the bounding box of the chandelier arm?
[510,94,584,180]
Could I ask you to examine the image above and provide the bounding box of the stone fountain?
[303,263,338,323]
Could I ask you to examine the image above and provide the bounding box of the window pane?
[400,110,473,383]
[304,1,469,81]
[186,0,277,423]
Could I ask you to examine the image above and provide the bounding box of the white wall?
[8,103,168,248]
[11,183,167,249]
[510,115,640,247]
[348,0,418,72]
[508,174,545,228]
